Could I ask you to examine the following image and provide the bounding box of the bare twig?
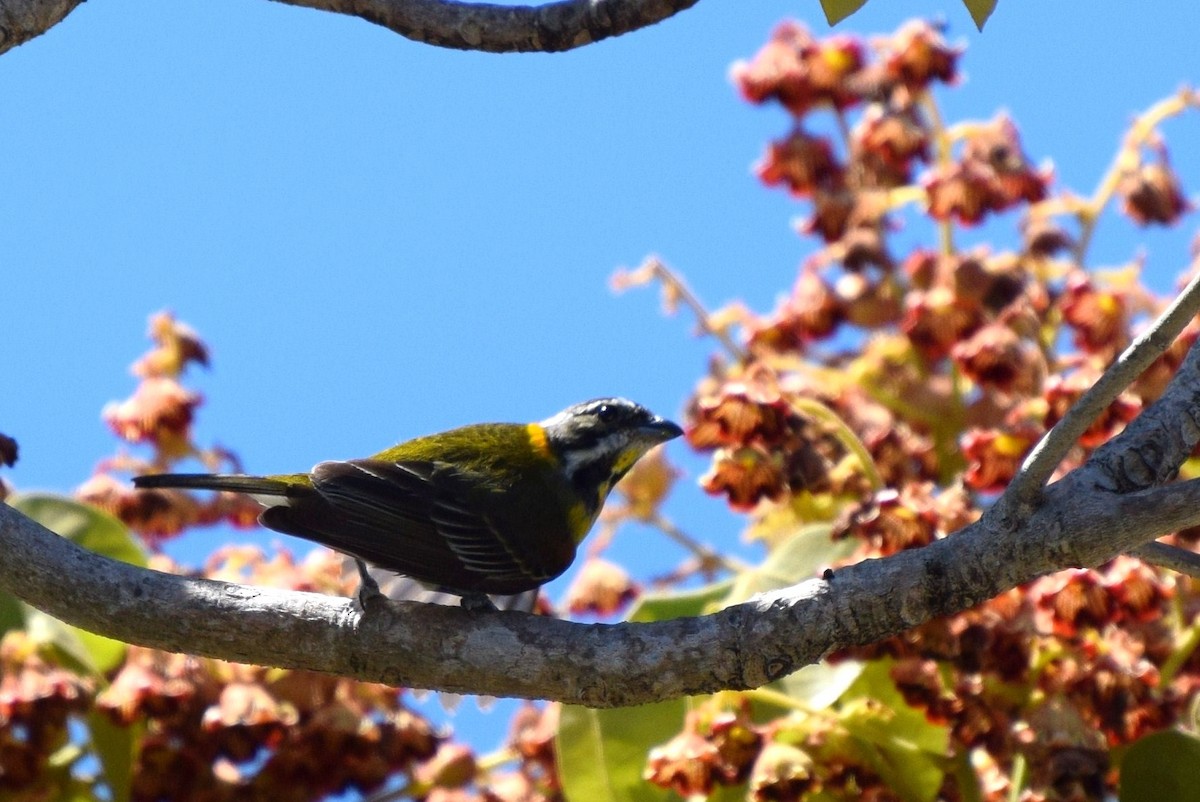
[1072,88,1200,264]
[1007,266,1200,507]
[624,257,749,364]
[648,511,748,573]
[917,89,956,256]
[1133,540,1200,580]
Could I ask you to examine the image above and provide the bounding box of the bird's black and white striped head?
[540,398,683,517]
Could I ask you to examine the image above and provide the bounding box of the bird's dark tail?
[133,474,293,497]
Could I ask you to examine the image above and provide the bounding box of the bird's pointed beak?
[639,416,684,444]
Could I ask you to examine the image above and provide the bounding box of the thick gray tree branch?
[4,332,1200,705]
[0,0,82,54]
[0,0,700,56]
[272,0,701,52]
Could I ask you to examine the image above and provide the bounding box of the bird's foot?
[353,560,388,614]
[460,592,498,612]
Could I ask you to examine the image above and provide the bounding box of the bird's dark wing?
[293,458,554,593]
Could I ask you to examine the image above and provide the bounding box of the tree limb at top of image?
[4,305,1200,705]
[0,0,701,56]
[0,0,83,53]
[275,0,701,52]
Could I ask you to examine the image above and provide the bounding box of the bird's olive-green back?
[375,422,591,583]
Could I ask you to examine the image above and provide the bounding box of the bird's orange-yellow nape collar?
[525,422,552,457]
[526,422,604,542]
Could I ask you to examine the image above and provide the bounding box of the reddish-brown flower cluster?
[102,377,201,454]
[731,22,866,117]
[1060,272,1133,359]
[925,115,1051,225]
[644,705,765,798]
[1042,371,1142,448]
[381,703,564,802]
[833,482,978,557]
[684,370,878,511]
[959,424,1040,492]
[611,445,679,522]
[565,558,639,617]
[0,632,94,793]
[878,19,961,93]
[1119,154,1190,226]
[1030,557,1171,638]
[647,695,976,802]
[78,313,260,547]
[758,129,844,198]
[0,433,17,469]
[0,432,16,502]
[832,558,1176,785]
[505,702,562,799]
[904,250,1040,362]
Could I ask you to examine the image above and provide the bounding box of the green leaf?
[15,602,128,676]
[9,493,148,567]
[557,699,687,802]
[952,748,986,802]
[708,784,748,802]
[23,606,107,676]
[0,587,26,636]
[72,627,131,675]
[820,0,869,26]
[844,660,948,754]
[770,659,865,710]
[723,524,854,608]
[87,711,139,802]
[626,580,734,623]
[839,660,950,802]
[9,493,146,675]
[1120,729,1200,802]
[962,0,998,30]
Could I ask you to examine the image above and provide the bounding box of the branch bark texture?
[0,0,700,56]
[0,0,82,54]
[4,340,1200,706]
[274,0,700,52]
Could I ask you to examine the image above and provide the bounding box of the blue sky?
[6,0,1200,757]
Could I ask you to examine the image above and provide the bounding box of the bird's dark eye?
[596,403,616,423]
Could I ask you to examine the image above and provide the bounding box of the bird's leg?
[459,592,498,612]
[354,559,388,613]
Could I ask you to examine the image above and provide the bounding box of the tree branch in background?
[271,0,701,53]
[0,0,699,57]
[0,0,84,54]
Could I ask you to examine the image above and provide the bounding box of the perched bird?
[133,398,682,610]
